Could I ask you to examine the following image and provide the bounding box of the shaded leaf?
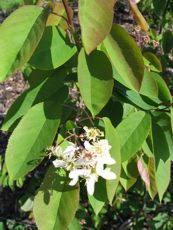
[162,31,173,54]
[120,158,138,191]
[33,167,79,230]
[115,83,159,110]
[88,178,107,215]
[2,69,66,131]
[78,49,113,116]
[152,72,172,103]
[152,112,172,200]
[30,26,77,70]
[143,52,162,72]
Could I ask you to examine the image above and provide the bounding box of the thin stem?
[62,0,80,51]
[62,0,74,32]
[82,109,95,126]
[58,133,77,145]
[51,11,69,25]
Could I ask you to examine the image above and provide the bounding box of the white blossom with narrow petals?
[50,126,117,195]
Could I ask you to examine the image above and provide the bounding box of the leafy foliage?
[0,0,173,229]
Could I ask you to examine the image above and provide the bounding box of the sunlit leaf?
[0,5,48,82]
[79,0,115,54]
[34,167,79,230]
[103,117,121,204]
[30,26,77,70]
[103,24,144,91]
[78,49,113,116]
[6,92,67,180]
[117,111,151,162]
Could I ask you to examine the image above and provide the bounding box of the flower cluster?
[51,127,116,195]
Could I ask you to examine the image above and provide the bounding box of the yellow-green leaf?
[79,0,115,54]
[0,5,48,82]
[103,24,144,91]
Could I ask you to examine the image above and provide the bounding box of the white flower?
[69,168,98,195]
[130,0,140,4]
[69,168,91,186]
[96,163,116,180]
[52,143,77,170]
[83,126,104,141]
[86,173,98,195]
[51,127,117,196]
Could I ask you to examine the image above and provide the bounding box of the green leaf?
[147,157,157,200]
[103,117,121,204]
[99,98,123,127]
[153,0,167,15]
[68,218,81,230]
[0,222,5,230]
[78,49,113,116]
[151,112,172,200]
[152,112,173,161]
[155,158,170,202]
[79,0,115,54]
[139,70,159,100]
[6,93,67,180]
[33,167,79,230]
[152,72,172,103]
[115,83,159,110]
[162,31,173,54]
[88,178,107,215]
[117,111,151,162]
[0,5,48,82]
[103,24,144,91]
[120,158,138,191]
[143,52,162,72]
[2,69,66,131]
[29,26,77,70]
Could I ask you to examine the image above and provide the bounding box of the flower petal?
[99,168,117,180]
[100,155,116,165]
[52,159,66,168]
[84,141,93,151]
[63,143,77,159]
[86,174,98,195]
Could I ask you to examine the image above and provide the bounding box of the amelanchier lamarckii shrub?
[0,0,173,229]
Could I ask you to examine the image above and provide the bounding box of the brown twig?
[62,0,80,51]
[62,0,75,33]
